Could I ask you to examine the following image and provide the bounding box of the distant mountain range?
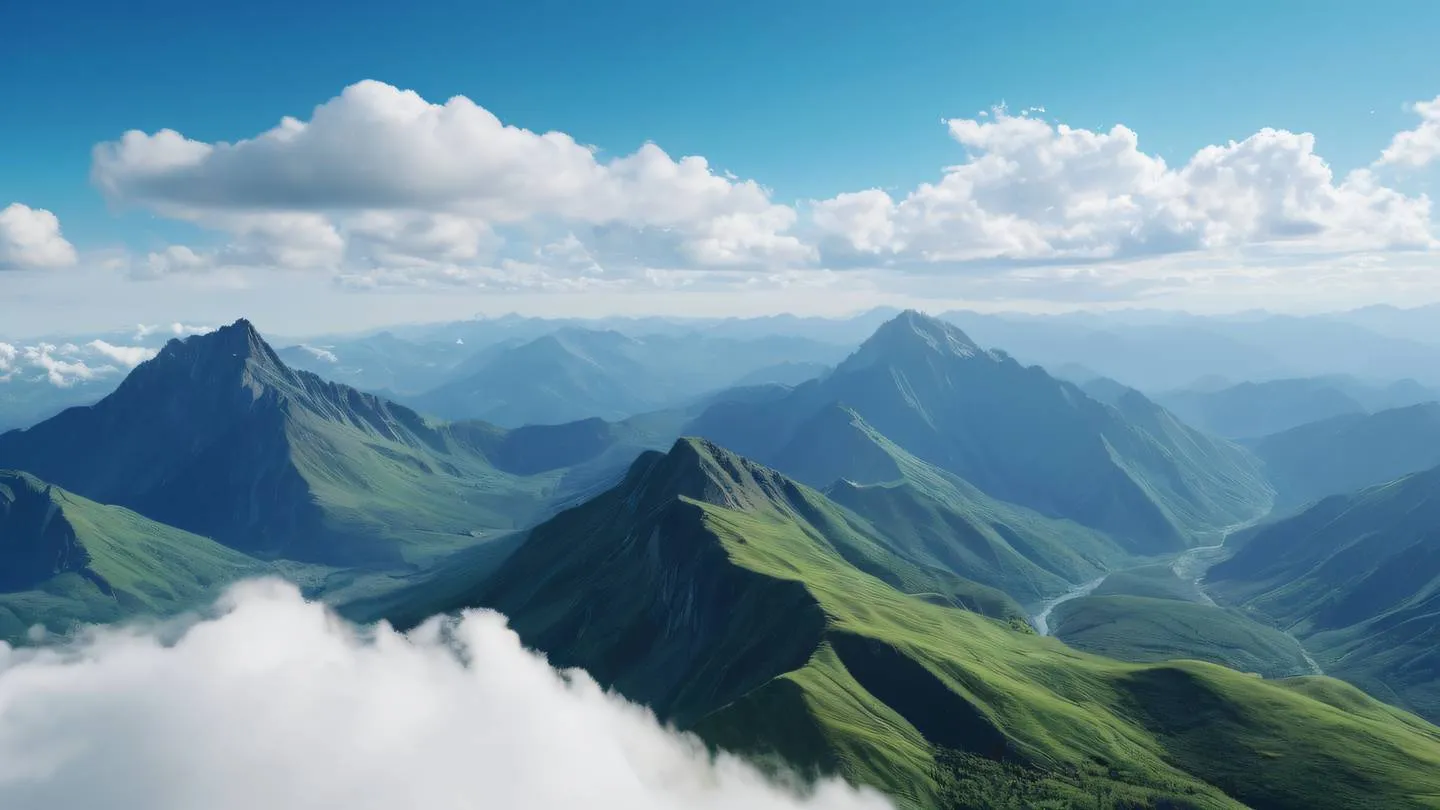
[406,328,844,426]
[5,310,1440,809]
[1154,375,1438,439]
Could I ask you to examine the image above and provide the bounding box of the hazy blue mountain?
[1156,378,1368,438]
[0,320,664,568]
[1209,464,1440,721]
[276,331,473,396]
[689,310,1272,552]
[1328,303,1440,346]
[409,328,848,426]
[1247,402,1440,509]
[942,309,1440,391]
[727,360,829,388]
[942,310,1293,390]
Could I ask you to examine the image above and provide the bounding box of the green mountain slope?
[0,470,267,638]
[1208,465,1440,721]
[802,406,1127,605]
[1051,593,1317,679]
[378,438,1440,810]
[1247,402,1440,509]
[688,311,1272,554]
[0,320,662,568]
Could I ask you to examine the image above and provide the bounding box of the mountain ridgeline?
[688,311,1273,554]
[1209,463,1440,722]
[0,320,667,567]
[379,438,1440,809]
[5,312,1440,810]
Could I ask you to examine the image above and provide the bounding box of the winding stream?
[1030,575,1107,636]
[1028,513,1324,674]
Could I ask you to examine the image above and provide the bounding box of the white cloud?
[133,322,215,341]
[1377,95,1440,169]
[19,344,107,387]
[92,80,811,274]
[0,579,889,810]
[812,106,1436,265]
[86,340,158,368]
[0,204,78,271]
[0,339,165,387]
[295,344,338,363]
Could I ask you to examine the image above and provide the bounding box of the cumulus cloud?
[812,106,1436,266]
[133,322,215,341]
[0,339,164,387]
[0,580,889,810]
[1377,94,1440,169]
[18,344,106,387]
[92,80,811,275]
[0,343,16,381]
[86,340,158,368]
[0,203,78,271]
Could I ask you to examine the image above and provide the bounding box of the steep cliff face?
[0,472,91,590]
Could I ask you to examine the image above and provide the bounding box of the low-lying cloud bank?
[0,579,890,810]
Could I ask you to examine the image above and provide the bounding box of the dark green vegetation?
[1209,465,1440,723]
[1246,402,1440,509]
[0,470,267,636]
[408,327,847,425]
[382,439,1440,810]
[689,311,1272,553]
[0,320,671,568]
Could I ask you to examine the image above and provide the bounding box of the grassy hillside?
[0,470,268,639]
[379,438,1440,810]
[1051,594,1317,679]
[1209,465,1440,722]
[810,407,1128,606]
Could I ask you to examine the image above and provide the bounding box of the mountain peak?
[843,310,984,370]
[145,318,289,381]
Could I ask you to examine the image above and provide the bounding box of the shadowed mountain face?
[1209,464,1440,722]
[1246,402,1440,510]
[0,471,90,590]
[0,320,656,567]
[373,438,1440,810]
[0,470,265,637]
[688,311,1272,553]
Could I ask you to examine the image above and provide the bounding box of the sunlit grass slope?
[0,471,267,639]
[392,438,1440,810]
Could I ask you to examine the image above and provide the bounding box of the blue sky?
[2,0,1439,336]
